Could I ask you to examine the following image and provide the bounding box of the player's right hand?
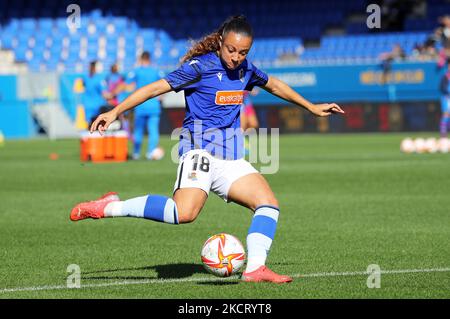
[90,110,118,135]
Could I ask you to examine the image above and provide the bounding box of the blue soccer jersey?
[128,66,163,116]
[82,74,106,111]
[164,52,268,160]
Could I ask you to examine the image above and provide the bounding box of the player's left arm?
[262,76,345,117]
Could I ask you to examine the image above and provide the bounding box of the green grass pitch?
[0,133,449,299]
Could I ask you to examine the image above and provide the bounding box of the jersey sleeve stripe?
[166,63,202,91]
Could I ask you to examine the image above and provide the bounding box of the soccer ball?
[400,137,415,153]
[438,138,450,153]
[414,138,426,153]
[107,120,122,131]
[201,233,246,277]
[425,138,438,153]
[148,147,165,160]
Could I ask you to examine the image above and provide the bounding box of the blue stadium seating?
[0,0,447,72]
[316,31,431,60]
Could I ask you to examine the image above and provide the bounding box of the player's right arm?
[90,79,172,134]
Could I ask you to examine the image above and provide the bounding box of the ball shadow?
[196,280,240,286]
[81,263,209,281]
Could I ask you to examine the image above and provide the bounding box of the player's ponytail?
[181,15,253,63]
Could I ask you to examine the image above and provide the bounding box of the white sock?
[104,201,124,217]
[103,195,179,224]
[244,206,279,273]
[245,255,267,273]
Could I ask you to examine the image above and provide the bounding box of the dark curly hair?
[181,15,253,63]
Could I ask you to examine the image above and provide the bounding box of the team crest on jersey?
[188,171,198,181]
[239,69,245,82]
[215,90,244,105]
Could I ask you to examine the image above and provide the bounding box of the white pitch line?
[0,276,241,293]
[1,267,449,294]
[295,267,450,278]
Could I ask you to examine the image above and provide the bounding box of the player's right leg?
[69,189,207,224]
[70,150,212,224]
[171,149,212,222]
[173,188,207,223]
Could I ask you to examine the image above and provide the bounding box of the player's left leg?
[213,162,292,283]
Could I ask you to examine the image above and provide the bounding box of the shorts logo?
[188,171,198,181]
[215,90,244,105]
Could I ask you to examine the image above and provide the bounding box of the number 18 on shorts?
[173,150,258,201]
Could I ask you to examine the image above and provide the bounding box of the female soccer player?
[70,15,344,283]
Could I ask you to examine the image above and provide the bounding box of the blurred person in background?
[76,61,108,125]
[434,15,450,68]
[379,43,406,83]
[412,38,439,61]
[241,88,259,132]
[103,63,130,133]
[125,51,164,160]
[241,89,259,155]
[104,63,125,109]
[439,60,450,138]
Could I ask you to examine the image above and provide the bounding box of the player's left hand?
[311,103,345,117]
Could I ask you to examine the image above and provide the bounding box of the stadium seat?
[38,18,54,32]
[20,18,37,31]
[0,0,444,72]
[0,32,14,49]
